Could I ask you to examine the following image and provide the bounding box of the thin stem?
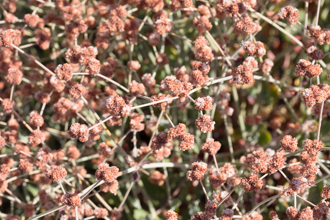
[199,180,210,201]
[10,85,15,101]
[296,194,316,207]
[59,181,66,194]
[315,0,321,26]
[96,73,129,93]
[250,9,304,47]
[11,44,55,76]
[118,182,134,210]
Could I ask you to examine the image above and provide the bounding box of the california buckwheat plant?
[1,0,330,219]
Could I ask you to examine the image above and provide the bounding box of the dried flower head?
[95,163,119,183]
[195,114,215,133]
[186,161,207,181]
[45,166,67,182]
[280,135,298,152]
[62,193,81,207]
[202,138,221,155]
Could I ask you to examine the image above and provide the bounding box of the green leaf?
[258,131,272,145]
[133,209,149,219]
[26,184,38,197]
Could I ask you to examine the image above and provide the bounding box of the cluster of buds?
[68,123,89,142]
[278,6,299,26]
[65,19,88,36]
[241,174,263,192]
[0,29,21,47]
[168,0,192,10]
[193,36,214,62]
[105,94,132,117]
[151,132,173,160]
[123,19,140,44]
[194,96,213,111]
[129,113,145,131]
[259,58,274,74]
[233,15,261,35]
[307,25,330,45]
[186,161,208,181]
[209,163,237,188]
[129,80,145,96]
[160,76,192,101]
[193,14,212,33]
[45,165,67,182]
[242,41,266,57]
[62,193,81,208]
[303,139,322,155]
[152,11,172,35]
[150,170,166,186]
[151,93,173,109]
[286,206,313,220]
[191,61,211,86]
[95,163,119,183]
[202,138,221,155]
[232,57,257,85]
[195,114,215,133]
[216,0,257,17]
[301,84,329,108]
[280,135,298,152]
[294,59,323,78]
[307,46,324,60]
[65,45,100,75]
[7,68,23,85]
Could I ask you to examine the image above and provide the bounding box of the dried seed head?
[278,6,299,26]
[55,63,73,81]
[66,145,81,159]
[45,166,67,182]
[241,174,263,192]
[165,210,178,220]
[129,80,145,96]
[194,96,213,111]
[29,111,44,127]
[62,193,81,207]
[69,82,85,99]
[28,130,46,146]
[303,139,322,155]
[195,114,215,133]
[202,138,221,155]
[178,133,195,151]
[95,163,119,182]
[186,161,207,181]
[150,170,166,186]
[0,29,21,47]
[98,142,113,158]
[280,135,298,152]
[127,60,141,71]
[320,185,330,199]
[24,14,40,27]
[1,99,13,113]
[167,123,186,140]
[307,46,323,60]
[18,159,33,173]
[7,67,23,85]
[94,207,109,218]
